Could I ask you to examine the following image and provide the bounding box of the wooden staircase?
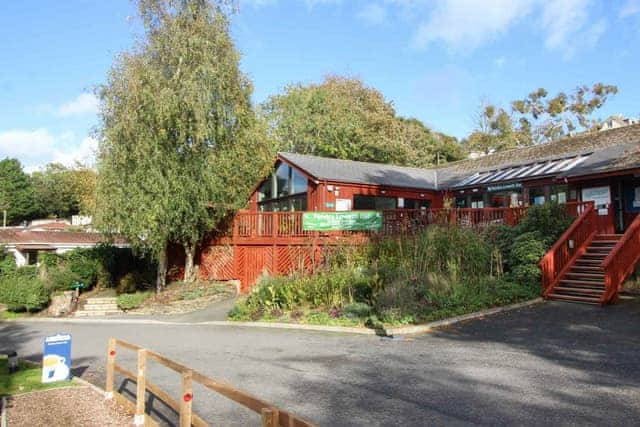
[540,205,640,306]
[546,234,621,304]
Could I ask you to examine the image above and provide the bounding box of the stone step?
[85,297,118,305]
[74,310,122,317]
[81,304,119,311]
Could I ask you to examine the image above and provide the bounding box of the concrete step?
[85,297,118,305]
[81,304,119,311]
[75,310,122,317]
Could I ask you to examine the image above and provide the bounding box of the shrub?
[508,232,547,287]
[342,302,372,319]
[46,266,82,292]
[518,202,573,246]
[0,268,49,312]
[117,272,150,295]
[117,291,151,311]
[0,245,16,276]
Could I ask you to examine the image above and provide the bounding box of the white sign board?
[335,198,352,212]
[581,186,611,208]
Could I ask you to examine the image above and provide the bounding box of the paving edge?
[5,298,544,336]
[385,297,544,336]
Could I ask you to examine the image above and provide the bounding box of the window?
[529,187,546,205]
[405,199,431,209]
[258,163,308,212]
[455,197,467,208]
[550,185,568,204]
[471,195,484,208]
[353,195,397,210]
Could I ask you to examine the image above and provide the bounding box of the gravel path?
[3,299,640,426]
[6,386,132,426]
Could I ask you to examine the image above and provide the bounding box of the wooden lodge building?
[181,124,640,305]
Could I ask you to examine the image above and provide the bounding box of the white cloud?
[0,128,96,172]
[51,136,98,168]
[388,0,604,57]
[0,129,56,158]
[411,0,536,51]
[620,0,640,18]
[57,93,99,117]
[540,0,606,58]
[358,3,387,25]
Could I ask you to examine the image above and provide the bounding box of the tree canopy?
[464,83,619,154]
[262,75,464,167]
[0,158,37,225]
[31,163,97,219]
[96,0,274,289]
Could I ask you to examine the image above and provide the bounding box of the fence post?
[105,338,116,399]
[134,349,147,426]
[261,408,280,427]
[180,369,193,427]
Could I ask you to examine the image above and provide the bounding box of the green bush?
[117,272,150,295]
[117,292,151,311]
[0,246,16,276]
[46,266,82,292]
[342,302,372,319]
[509,232,547,287]
[0,268,49,312]
[519,202,573,246]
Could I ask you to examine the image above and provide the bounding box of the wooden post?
[261,408,280,427]
[105,338,116,398]
[135,349,147,426]
[180,369,193,427]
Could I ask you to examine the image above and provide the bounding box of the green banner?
[302,211,382,231]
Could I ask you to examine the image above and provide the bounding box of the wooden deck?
[192,202,597,292]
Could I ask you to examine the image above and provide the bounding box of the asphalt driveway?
[2,299,640,426]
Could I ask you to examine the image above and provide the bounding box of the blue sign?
[42,333,72,383]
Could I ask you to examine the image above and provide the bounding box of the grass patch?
[0,357,72,396]
[1,311,28,320]
[117,291,152,311]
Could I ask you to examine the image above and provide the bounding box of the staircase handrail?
[539,203,597,292]
[599,213,640,303]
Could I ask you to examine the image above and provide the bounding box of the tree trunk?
[183,243,197,283]
[156,245,167,294]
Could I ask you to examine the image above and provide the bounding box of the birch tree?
[97,0,273,291]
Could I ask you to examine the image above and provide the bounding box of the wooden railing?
[106,338,315,427]
[600,213,640,303]
[232,202,592,240]
[539,202,598,294]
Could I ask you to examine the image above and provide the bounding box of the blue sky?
[1,0,639,171]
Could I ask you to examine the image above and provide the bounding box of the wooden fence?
[105,338,315,427]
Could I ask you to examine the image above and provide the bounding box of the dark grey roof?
[279,152,438,190]
[438,124,640,188]
[278,125,640,191]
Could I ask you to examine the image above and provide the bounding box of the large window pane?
[353,195,397,210]
[258,163,308,212]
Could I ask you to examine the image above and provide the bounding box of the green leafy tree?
[511,83,618,143]
[262,75,463,167]
[96,0,274,291]
[0,158,37,225]
[464,104,532,155]
[31,163,97,219]
[398,117,466,166]
[466,83,619,153]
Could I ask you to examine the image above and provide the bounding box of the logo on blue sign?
[42,333,72,383]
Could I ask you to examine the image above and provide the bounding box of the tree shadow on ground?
[269,300,640,426]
